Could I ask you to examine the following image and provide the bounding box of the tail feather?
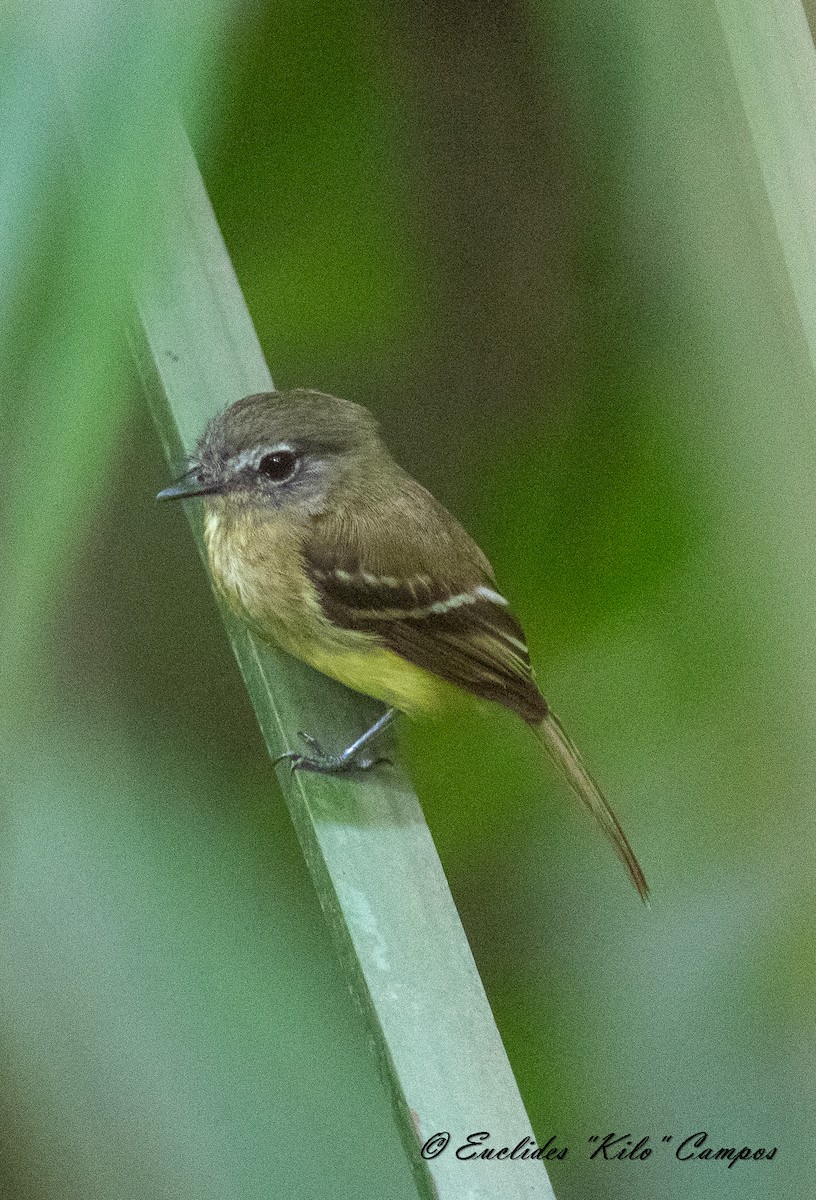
[535,710,649,903]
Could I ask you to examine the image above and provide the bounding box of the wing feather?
[305,485,547,723]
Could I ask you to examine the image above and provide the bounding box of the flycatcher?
[158,389,648,900]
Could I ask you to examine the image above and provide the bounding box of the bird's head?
[156,389,385,515]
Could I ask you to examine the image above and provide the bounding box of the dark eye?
[257,449,298,483]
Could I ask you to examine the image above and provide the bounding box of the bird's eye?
[257,449,298,483]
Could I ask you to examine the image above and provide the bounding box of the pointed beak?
[156,468,219,502]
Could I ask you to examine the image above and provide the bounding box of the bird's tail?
[535,710,649,903]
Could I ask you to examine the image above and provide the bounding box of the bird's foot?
[273,731,392,775]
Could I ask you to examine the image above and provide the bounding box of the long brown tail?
[535,710,649,902]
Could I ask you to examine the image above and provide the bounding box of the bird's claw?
[272,731,392,776]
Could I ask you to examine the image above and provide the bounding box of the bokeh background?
[2,1,813,1197]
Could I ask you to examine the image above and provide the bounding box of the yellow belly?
[304,640,457,717]
[204,504,456,717]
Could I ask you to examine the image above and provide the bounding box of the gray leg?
[273,708,398,775]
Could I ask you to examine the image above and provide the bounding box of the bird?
[157,388,648,900]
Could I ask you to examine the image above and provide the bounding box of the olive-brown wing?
[304,514,547,724]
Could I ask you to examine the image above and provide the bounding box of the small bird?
[158,389,648,900]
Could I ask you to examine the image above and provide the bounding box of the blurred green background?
[2,0,813,1196]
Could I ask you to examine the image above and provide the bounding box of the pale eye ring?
[257,449,298,483]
